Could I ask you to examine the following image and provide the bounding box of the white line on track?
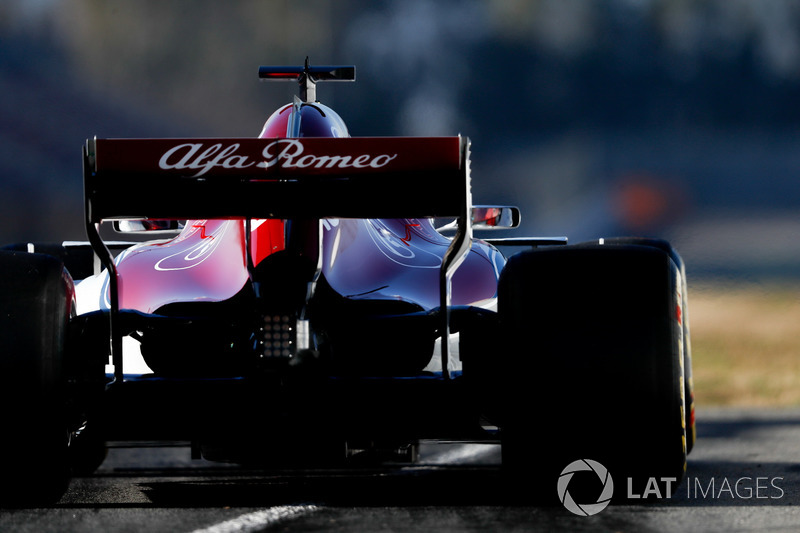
[190,505,319,533]
[422,443,500,465]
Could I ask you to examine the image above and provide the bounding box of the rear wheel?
[0,251,74,506]
[69,423,108,476]
[585,237,695,454]
[498,244,686,502]
[2,242,96,280]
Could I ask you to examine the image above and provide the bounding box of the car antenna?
[259,58,356,103]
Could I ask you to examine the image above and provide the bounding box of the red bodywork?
[112,215,501,314]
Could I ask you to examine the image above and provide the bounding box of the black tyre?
[584,237,695,455]
[69,424,108,476]
[0,250,74,506]
[498,244,686,502]
[2,242,96,280]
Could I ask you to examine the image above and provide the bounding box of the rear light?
[258,314,295,358]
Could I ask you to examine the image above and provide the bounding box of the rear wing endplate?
[83,136,473,381]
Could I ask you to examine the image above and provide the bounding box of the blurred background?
[2,0,800,403]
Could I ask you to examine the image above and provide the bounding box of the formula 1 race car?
[0,62,695,506]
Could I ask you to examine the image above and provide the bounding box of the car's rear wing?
[84,137,468,221]
[83,136,473,380]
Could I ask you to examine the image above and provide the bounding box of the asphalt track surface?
[1,407,799,532]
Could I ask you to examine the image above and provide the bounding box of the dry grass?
[688,282,800,407]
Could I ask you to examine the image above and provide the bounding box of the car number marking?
[154,221,229,271]
[401,223,421,246]
[192,224,214,239]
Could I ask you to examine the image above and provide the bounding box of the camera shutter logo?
[557,459,614,516]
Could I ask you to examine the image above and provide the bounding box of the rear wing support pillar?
[439,139,472,379]
[83,138,123,385]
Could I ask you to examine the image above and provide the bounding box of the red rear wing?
[84,136,468,223]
